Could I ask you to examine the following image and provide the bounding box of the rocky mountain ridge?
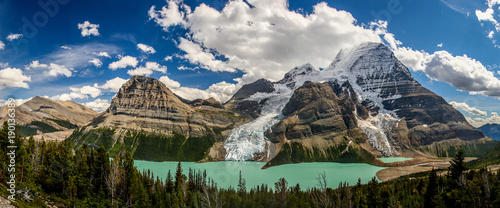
[221,42,488,166]
[0,96,97,139]
[69,42,492,167]
[478,123,500,141]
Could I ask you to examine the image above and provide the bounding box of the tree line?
[2,122,500,207]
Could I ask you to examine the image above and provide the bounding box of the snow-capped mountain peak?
[224,42,485,161]
[324,42,412,82]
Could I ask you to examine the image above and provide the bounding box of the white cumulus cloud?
[172,81,240,103]
[77,21,100,37]
[148,1,188,30]
[100,77,127,92]
[6,33,23,41]
[93,51,111,58]
[449,101,488,116]
[83,98,110,112]
[89,58,102,67]
[70,85,102,98]
[109,56,138,70]
[137,43,156,54]
[159,75,181,88]
[51,85,102,101]
[0,67,31,90]
[158,74,238,102]
[394,47,500,98]
[127,62,167,76]
[26,60,73,78]
[475,0,500,40]
[476,8,497,24]
[0,41,4,50]
[488,31,495,39]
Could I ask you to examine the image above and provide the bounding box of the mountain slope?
[69,42,492,166]
[70,75,249,160]
[322,43,483,145]
[221,42,490,166]
[0,96,97,138]
[478,123,500,141]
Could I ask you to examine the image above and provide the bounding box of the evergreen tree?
[449,147,468,185]
[174,161,185,191]
[238,170,246,193]
[166,170,173,193]
[124,151,136,206]
[424,168,438,208]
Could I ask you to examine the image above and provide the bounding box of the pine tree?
[238,170,246,193]
[166,170,173,193]
[95,145,110,196]
[449,147,468,185]
[123,151,136,206]
[174,161,186,191]
[424,168,438,208]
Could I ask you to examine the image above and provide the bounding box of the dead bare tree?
[275,178,288,208]
[30,143,40,173]
[201,185,212,208]
[312,171,331,208]
[106,158,123,207]
[200,185,223,208]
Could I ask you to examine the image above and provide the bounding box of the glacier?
[224,64,320,161]
[224,84,292,161]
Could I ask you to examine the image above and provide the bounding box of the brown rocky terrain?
[87,75,248,138]
[0,96,97,139]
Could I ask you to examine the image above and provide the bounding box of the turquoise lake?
[134,161,385,190]
[379,157,413,163]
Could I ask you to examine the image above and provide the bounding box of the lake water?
[379,157,413,163]
[134,161,384,190]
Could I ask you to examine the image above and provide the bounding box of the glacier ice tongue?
[356,113,398,156]
[224,64,319,161]
[224,84,294,161]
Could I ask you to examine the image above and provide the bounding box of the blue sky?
[0,0,499,127]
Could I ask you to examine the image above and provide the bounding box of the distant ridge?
[0,96,97,138]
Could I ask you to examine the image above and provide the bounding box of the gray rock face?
[269,80,367,144]
[225,78,275,119]
[230,78,275,101]
[188,98,224,108]
[322,42,485,147]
